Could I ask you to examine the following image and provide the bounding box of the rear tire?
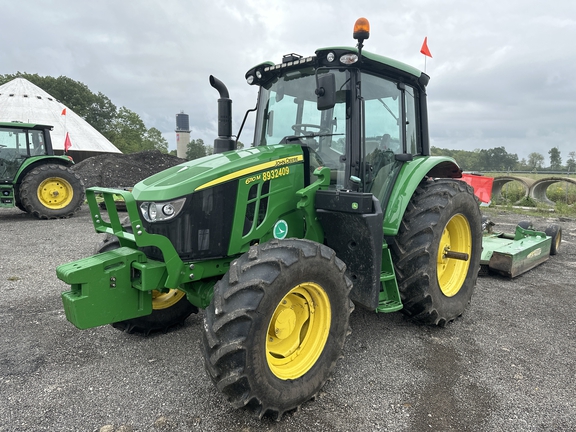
[517,220,533,230]
[545,225,561,255]
[96,236,197,335]
[390,179,482,326]
[201,239,353,419]
[20,164,85,219]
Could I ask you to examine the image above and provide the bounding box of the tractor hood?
[132,144,305,202]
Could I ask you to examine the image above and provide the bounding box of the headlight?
[340,53,359,65]
[140,198,186,222]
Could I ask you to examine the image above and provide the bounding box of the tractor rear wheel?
[201,239,353,419]
[20,164,85,219]
[390,179,482,326]
[96,235,197,335]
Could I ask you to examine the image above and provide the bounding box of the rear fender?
[13,155,73,183]
[383,157,461,236]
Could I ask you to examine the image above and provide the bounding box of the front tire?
[20,164,85,219]
[390,179,482,326]
[201,239,353,419]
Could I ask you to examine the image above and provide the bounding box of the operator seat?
[366,134,397,206]
[370,163,393,205]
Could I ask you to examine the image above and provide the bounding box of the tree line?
[0,73,169,154]
[179,138,245,160]
[431,146,576,173]
[3,72,572,171]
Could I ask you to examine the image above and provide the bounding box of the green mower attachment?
[480,219,561,278]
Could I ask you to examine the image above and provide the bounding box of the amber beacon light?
[353,17,370,41]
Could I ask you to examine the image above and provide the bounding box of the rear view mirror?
[316,73,336,111]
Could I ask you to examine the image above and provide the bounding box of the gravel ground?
[0,206,575,432]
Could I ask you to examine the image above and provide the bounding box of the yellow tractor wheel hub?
[437,213,472,297]
[37,177,74,209]
[266,282,331,380]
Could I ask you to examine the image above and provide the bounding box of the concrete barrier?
[529,177,576,206]
[491,176,535,204]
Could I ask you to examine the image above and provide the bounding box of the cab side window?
[405,87,419,155]
[363,75,402,156]
[30,130,46,155]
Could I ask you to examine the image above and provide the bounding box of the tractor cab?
[245,19,430,212]
[0,122,52,183]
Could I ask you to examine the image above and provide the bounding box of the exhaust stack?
[210,75,235,154]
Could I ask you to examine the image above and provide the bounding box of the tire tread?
[20,163,85,219]
[390,179,482,325]
[202,239,352,419]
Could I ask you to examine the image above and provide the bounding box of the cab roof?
[0,121,53,130]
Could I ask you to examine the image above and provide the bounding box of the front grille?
[141,181,238,261]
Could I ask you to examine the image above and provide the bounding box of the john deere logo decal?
[273,220,288,239]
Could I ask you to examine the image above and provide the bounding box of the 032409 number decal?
[244,167,291,185]
[263,166,290,181]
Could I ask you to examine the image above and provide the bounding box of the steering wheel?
[291,124,331,135]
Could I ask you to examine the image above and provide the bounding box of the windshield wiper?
[282,132,344,142]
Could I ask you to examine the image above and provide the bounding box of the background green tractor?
[57,18,482,419]
[0,122,85,218]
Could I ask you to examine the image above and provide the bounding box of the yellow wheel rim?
[266,282,331,380]
[152,289,185,310]
[37,177,74,209]
[555,231,561,251]
[437,214,472,297]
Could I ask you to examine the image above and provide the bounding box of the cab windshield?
[254,68,350,189]
[252,65,420,205]
[0,127,46,181]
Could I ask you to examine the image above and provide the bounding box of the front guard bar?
[57,188,189,329]
[85,188,186,288]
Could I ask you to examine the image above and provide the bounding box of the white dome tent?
[0,78,121,161]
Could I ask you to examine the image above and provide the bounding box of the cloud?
[2,0,576,164]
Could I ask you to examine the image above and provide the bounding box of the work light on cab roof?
[244,17,373,86]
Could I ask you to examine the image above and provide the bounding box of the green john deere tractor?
[0,122,84,218]
[57,18,482,418]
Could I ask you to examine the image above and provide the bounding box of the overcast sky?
[3,0,575,164]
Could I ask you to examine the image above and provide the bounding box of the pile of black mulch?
[71,150,187,189]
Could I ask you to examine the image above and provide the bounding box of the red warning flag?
[61,108,67,115]
[460,174,494,203]
[64,132,72,152]
[420,37,433,58]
